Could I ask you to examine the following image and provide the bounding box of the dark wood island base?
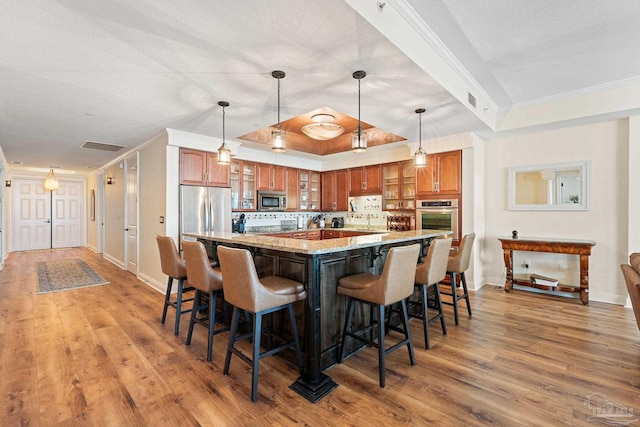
[186,229,448,402]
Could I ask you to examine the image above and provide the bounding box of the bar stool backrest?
[416,237,452,285]
[156,235,186,279]
[182,241,221,293]
[377,243,421,305]
[217,245,279,313]
[448,233,476,273]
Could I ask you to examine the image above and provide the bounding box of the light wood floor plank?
[1,247,640,426]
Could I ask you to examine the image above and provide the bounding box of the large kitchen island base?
[187,230,447,402]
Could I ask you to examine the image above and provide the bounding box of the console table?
[498,237,596,304]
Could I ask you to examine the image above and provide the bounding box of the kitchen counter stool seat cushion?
[442,233,475,325]
[414,237,452,349]
[217,245,306,402]
[181,241,228,362]
[337,243,421,387]
[156,235,195,335]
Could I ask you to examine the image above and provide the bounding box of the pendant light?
[217,101,231,165]
[414,108,427,168]
[271,70,286,153]
[352,70,367,152]
[43,168,59,191]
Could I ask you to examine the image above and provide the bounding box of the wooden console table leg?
[503,249,513,292]
[579,254,589,305]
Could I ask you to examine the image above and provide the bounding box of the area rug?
[37,258,109,294]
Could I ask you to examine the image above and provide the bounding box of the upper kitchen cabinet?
[382,160,415,210]
[179,148,230,187]
[299,170,320,211]
[285,168,299,211]
[256,163,286,191]
[416,150,462,196]
[231,160,256,211]
[349,165,381,195]
[322,169,348,211]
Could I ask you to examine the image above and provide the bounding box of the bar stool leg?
[400,298,416,366]
[451,272,460,326]
[377,304,386,387]
[206,290,217,362]
[461,272,472,317]
[420,285,430,349]
[162,277,173,324]
[435,283,447,336]
[185,290,201,346]
[251,311,263,402]
[288,304,304,372]
[174,277,186,335]
[339,298,356,363]
[224,307,241,375]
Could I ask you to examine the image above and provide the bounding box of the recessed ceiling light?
[301,123,345,140]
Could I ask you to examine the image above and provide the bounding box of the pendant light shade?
[217,101,231,165]
[271,70,287,153]
[352,70,367,152]
[414,108,427,168]
[44,168,59,191]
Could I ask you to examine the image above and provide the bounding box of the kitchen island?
[184,229,449,402]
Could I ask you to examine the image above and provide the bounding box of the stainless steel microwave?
[257,191,287,211]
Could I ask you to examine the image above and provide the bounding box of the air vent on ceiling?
[467,92,476,108]
[81,140,125,152]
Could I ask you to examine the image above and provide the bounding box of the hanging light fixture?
[43,168,59,191]
[352,70,367,152]
[271,70,286,153]
[217,101,231,165]
[414,108,427,168]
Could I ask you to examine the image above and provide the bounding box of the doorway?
[12,177,84,251]
[125,154,138,275]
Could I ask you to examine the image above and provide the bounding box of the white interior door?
[12,178,51,251]
[125,155,138,274]
[51,181,83,248]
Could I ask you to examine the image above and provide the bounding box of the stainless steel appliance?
[331,217,344,228]
[416,199,458,240]
[257,190,286,211]
[180,185,232,249]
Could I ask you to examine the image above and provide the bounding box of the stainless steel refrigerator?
[179,185,232,249]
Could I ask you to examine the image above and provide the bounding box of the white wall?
[86,173,98,251]
[483,119,629,304]
[138,133,169,290]
[103,162,125,267]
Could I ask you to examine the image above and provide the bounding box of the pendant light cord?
[222,104,226,142]
[357,78,361,137]
[277,78,281,129]
[419,110,422,149]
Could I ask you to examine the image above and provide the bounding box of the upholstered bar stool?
[217,245,306,403]
[441,233,475,325]
[182,241,228,362]
[414,237,452,349]
[337,243,421,387]
[156,235,195,335]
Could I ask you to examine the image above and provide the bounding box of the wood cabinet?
[257,163,285,191]
[382,160,415,210]
[285,168,299,211]
[321,169,348,212]
[321,230,343,239]
[348,164,381,195]
[307,230,321,240]
[230,160,256,211]
[299,170,320,211]
[416,150,461,196]
[179,148,230,187]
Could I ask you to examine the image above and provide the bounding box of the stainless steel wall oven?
[416,199,459,240]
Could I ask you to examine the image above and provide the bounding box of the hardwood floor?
[1,247,639,426]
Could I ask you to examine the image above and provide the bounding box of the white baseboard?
[103,253,125,269]
[86,244,98,253]
[138,272,166,294]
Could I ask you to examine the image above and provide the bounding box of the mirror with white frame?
[508,161,590,211]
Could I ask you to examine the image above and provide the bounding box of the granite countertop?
[184,229,451,255]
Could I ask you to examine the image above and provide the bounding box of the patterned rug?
[37,258,109,294]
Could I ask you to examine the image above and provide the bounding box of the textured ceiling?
[1,0,639,173]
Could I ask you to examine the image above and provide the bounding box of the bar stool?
[414,237,452,349]
[182,241,228,362]
[441,233,475,325]
[337,243,421,387]
[156,235,195,335]
[217,245,306,403]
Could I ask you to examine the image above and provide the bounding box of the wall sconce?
[106,176,113,185]
[5,180,11,187]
